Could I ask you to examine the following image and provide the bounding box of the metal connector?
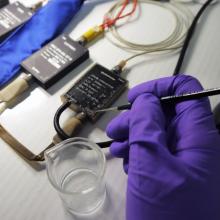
[111,60,127,74]
[0,73,32,114]
[77,25,104,46]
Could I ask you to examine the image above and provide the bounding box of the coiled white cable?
[104,0,194,62]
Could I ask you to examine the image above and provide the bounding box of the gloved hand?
[106,75,220,220]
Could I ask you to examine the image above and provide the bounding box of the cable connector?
[31,0,48,11]
[78,25,104,46]
[111,60,127,74]
[0,73,32,114]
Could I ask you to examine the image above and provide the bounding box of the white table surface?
[1,0,220,219]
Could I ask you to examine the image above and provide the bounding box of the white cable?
[104,0,194,62]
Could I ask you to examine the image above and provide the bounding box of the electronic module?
[0,2,33,41]
[62,64,128,121]
[21,35,89,88]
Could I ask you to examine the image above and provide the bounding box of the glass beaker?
[44,137,106,215]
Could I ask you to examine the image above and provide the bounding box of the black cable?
[97,140,113,148]
[0,0,8,8]
[54,102,111,148]
[53,101,71,140]
[173,0,214,76]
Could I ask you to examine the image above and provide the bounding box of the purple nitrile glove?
[106,75,220,220]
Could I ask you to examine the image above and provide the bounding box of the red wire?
[113,0,129,22]
[102,0,131,27]
[101,0,138,29]
[117,0,137,20]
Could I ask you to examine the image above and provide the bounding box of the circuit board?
[63,64,128,121]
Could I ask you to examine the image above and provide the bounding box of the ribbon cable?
[0,124,55,161]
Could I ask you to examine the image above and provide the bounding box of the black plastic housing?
[63,64,128,121]
[0,2,32,41]
[21,35,89,89]
[0,0,8,8]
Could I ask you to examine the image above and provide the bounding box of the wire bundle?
[101,0,138,28]
[104,0,194,62]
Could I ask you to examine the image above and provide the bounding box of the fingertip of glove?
[106,122,113,138]
[109,140,129,158]
[123,162,129,174]
[106,111,130,140]
[109,141,120,157]
[106,122,118,140]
